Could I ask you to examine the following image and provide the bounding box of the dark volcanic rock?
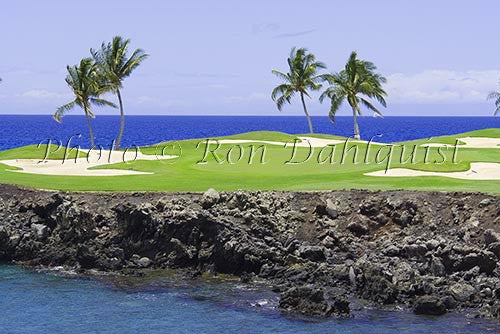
[0,184,498,318]
[279,286,350,317]
[484,229,500,245]
[201,188,220,209]
[325,199,339,219]
[347,216,370,236]
[413,295,447,315]
[449,283,476,302]
[297,245,326,262]
[452,252,497,274]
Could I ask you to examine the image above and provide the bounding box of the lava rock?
[201,188,220,208]
[484,229,500,245]
[347,218,369,236]
[279,286,350,318]
[31,223,50,240]
[325,199,339,219]
[430,256,446,276]
[137,257,152,268]
[449,283,476,302]
[479,198,493,208]
[413,295,447,315]
[487,242,500,258]
[297,245,326,262]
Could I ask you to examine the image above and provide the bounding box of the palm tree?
[271,47,326,133]
[54,58,116,147]
[487,85,500,115]
[320,51,387,140]
[91,36,148,149]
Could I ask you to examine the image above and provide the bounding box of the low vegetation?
[0,129,498,193]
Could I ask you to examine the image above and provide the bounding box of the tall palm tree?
[54,58,116,147]
[320,51,387,140]
[91,36,148,149]
[487,85,500,115]
[271,47,326,133]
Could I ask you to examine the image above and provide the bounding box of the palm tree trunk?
[84,108,95,148]
[115,88,125,150]
[352,107,361,140]
[300,92,314,134]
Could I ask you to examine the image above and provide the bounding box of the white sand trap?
[0,149,177,176]
[421,137,500,149]
[214,136,383,148]
[365,162,500,180]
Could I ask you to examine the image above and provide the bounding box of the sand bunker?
[214,136,383,148]
[365,162,500,180]
[0,149,177,176]
[0,136,378,177]
[421,137,500,149]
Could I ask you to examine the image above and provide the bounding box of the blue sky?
[0,0,499,116]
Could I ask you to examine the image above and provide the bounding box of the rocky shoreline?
[0,184,498,318]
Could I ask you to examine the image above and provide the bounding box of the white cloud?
[386,70,500,103]
[19,89,70,100]
[224,92,267,103]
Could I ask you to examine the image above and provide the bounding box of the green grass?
[0,129,498,193]
[0,144,88,160]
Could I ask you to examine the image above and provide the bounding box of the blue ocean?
[0,115,498,150]
[0,265,498,334]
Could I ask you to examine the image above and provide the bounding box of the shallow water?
[0,265,498,334]
[0,115,498,150]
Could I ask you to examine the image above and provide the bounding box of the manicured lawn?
[0,129,498,193]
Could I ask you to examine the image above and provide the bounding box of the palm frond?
[272,47,326,113]
[328,108,338,124]
[302,89,312,99]
[54,100,76,122]
[319,85,346,123]
[271,70,291,82]
[312,61,327,70]
[59,57,115,121]
[276,95,291,111]
[328,94,345,123]
[90,98,118,109]
[120,48,148,76]
[318,73,334,84]
[359,97,383,117]
[271,84,290,100]
[271,84,295,110]
[318,88,331,103]
[487,91,500,100]
[373,94,387,108]
[486,90,500,115]
[92,36,147,88]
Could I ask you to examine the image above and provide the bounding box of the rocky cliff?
[0,184,498,318]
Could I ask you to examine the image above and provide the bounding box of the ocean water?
[0,265,498,334]
[0,115,498,150]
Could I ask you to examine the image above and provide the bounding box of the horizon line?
[0,114,498,118]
